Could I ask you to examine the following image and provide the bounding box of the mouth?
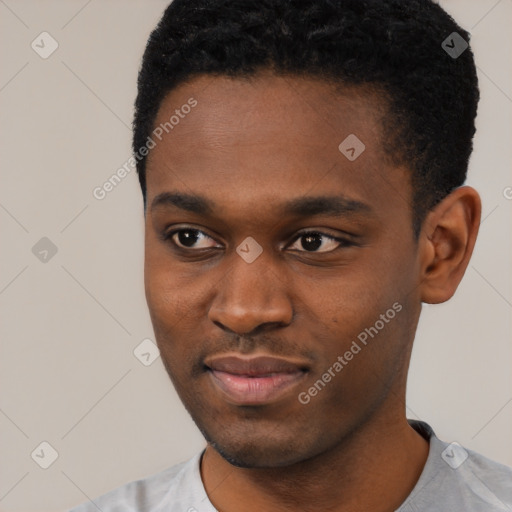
[204,354,310,406]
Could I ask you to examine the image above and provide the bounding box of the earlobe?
[418,186,481,304]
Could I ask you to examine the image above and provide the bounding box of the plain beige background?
[0,0,511,510]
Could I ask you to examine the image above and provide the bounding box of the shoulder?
[67,451,208,512]
[460,445,512,507]
[401,421,512,512]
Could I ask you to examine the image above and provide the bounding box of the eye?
[288,231,350,253]
[165,228,220,250]
[164,227,352,254]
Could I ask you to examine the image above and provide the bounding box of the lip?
[204,354,309,405]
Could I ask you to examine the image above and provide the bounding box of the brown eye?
[289,231,350,253]
[166,228,219,250]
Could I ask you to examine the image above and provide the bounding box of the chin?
[212,442,304,468]
[199,424,315,469]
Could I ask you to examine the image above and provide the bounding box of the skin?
[143,72,481,511]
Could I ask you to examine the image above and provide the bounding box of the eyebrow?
[150,191,373,218]
[151,191,215,216]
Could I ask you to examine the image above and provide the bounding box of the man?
[69,0,512,510]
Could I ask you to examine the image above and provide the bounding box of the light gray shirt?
[68,421,512,511]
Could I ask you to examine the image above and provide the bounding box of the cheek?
[144,245,216,354]
[144,266,203,379]
[298,261,411,373]
[144,233,192,315]
[300,271,388,331]
[145,267,200,332]
[144,253,187,346]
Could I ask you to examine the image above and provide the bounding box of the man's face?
[144,73,423,468]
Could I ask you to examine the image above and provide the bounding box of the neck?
[200,411,429,512]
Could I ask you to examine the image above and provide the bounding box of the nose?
[208,252,293,336]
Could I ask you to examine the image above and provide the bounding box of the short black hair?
[133,0,479,235]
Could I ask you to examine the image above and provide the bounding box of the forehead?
[145,73,410,223]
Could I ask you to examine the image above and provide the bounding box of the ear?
[418,186,481,304]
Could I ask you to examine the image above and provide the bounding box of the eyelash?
[162,227,354,254]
